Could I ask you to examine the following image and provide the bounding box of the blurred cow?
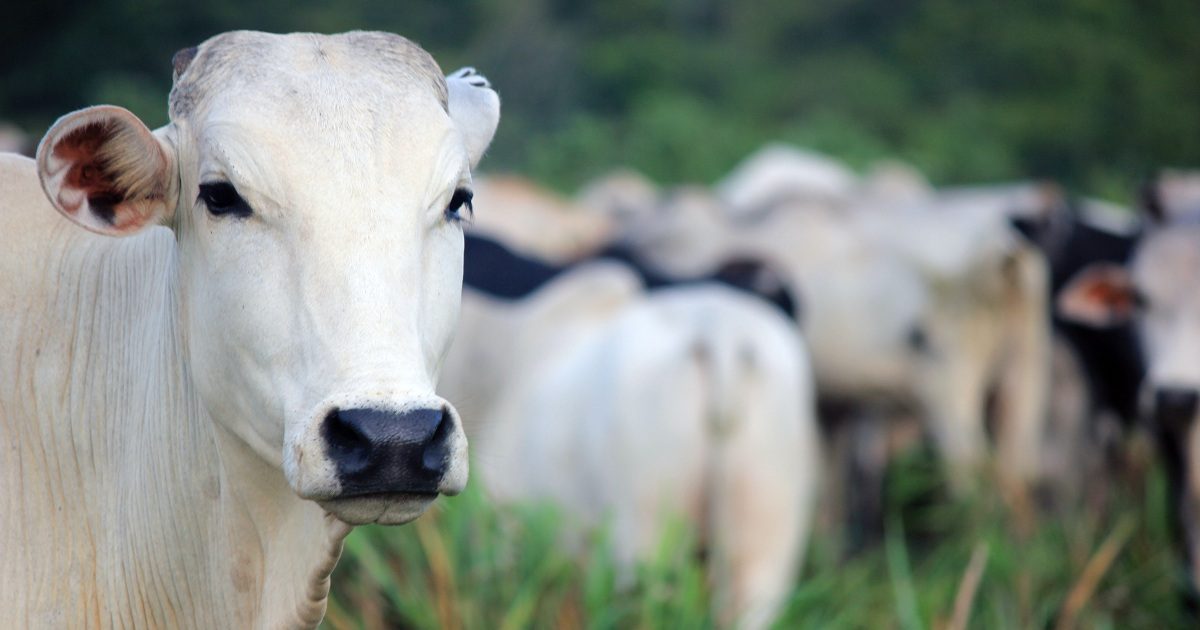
[463,231,798,320]
[715,143,858,220]
[577,167,661,225]
[598,174,1050,500]
[986,184,1146,504]
[442,260,820,629]
[1058,171,1200,596]
[469,174,617,260]
[466,171,801,319]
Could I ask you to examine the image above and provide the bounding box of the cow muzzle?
[323,406,454,495]
[289,396,469,525]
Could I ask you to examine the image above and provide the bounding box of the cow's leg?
[846,408,889,553]
[993,250,1052,499]
[705,366,815,630]
[922,360,990,496]
[1159,412,1200,612]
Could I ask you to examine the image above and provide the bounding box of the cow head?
[35,31,500,525]
[1059,176,1200,592]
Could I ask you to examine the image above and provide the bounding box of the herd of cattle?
[446,149,1200,626]
[1,29,1199,630]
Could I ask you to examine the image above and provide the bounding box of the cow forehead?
[170,31,449,122]
[171,32,464,202]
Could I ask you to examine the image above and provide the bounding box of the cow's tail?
[689,299,820,630]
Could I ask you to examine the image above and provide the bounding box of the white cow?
[441,266,819,629]
[601,178,1049,496]
[0,31,499,627]
[864,202,1051,493]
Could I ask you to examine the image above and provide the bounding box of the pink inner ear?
[1084,281,1135,319]
[52,121,126,223]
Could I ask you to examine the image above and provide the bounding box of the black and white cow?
[1057,172,1200,600]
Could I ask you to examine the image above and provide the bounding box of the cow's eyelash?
[198,181,253,218]
[446,188,473,223]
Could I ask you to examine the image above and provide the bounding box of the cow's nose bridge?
[303,242,429,361]
[308,215,425,296]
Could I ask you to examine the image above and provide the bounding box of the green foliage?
[4,0,1199,198]
[325,449,1194,629]
[325,481,717,629]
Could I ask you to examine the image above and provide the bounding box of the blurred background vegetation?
[326,449,1192,628]
[4,0,1199,197]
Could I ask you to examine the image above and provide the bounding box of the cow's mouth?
[318,491,441,525]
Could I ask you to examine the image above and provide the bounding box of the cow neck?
[209,422,351,628]
[49,228,349,628]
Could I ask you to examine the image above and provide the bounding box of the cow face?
[1059,217,1200,591]
[35,32,500,525]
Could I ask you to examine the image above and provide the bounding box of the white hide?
[1130,226,1200,390]
[856,160,935,207]
[0,31,499,628]
[611,183,1050,490]
[1151,169,1200,221]
[715,143,858,221]
[441,271,819,630]
[576,167,661,224]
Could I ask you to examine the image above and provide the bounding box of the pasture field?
[325,444,1192,629]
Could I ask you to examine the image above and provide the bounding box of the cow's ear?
[446,68,499,169]
[1057,263,1138,328]
[37,105,176,237]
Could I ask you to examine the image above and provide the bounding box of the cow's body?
[0,31,500,627]
[442,265,819,629]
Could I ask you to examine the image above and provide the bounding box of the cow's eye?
[198,182,252,218]
[445,188,474,223]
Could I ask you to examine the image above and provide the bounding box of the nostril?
[322,408,372,473]
[421,408,453,475]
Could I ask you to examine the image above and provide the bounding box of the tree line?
[3,0,1197,197]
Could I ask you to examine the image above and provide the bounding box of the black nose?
[1154,387,1200,434]
[322,406,453,496]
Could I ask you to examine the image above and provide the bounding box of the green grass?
[325,446,1194,629]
